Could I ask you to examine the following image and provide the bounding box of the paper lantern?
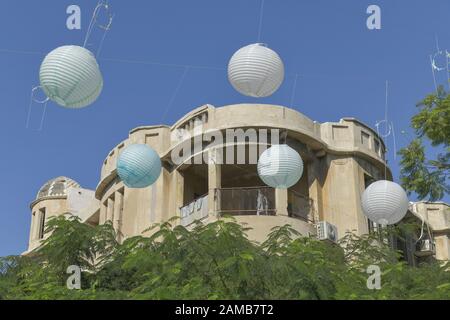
[257,144,303,189]
[361,180,409,225]
[39,45,103,109]
[228,43,284,97]
[117,144,162,188]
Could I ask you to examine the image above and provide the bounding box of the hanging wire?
[257,0,265,42]
[391,121,397,160]
[25,86,35,129]
[289,73,299,108]
[435,34,441,52]
[38,100,48,131]
[101,57,224,71]
[430,54,439,92]
[26,86,50,130]
[161,66,190,122]
[374,80,391,181]
[446,50,450,91]
[430,35,450,92]
[384,80,388,136]
[83,0,114,56]
[1,46,395,80]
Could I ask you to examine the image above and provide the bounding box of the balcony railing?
[180,194,208,226]
[215,186,276,216]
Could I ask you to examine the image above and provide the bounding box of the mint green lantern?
[39,45,103,109]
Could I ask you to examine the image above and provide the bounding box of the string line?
[257,0,265,42]
[83,2,98,48]
[430,55,439,92]
[384,80,388,181]
[1,47,415,81]
[25,86,34,129]
[38,100,48,131]
[96,25,109,58]
[161,66,190,122]
[289,73,299,108]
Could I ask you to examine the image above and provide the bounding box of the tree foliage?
[399,86,450,201]
[0,215,449,300]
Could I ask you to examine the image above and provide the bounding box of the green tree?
[0,216,449,300]
[399,86,450,201]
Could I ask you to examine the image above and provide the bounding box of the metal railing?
[179,193,209,226]
[215,186,276,216]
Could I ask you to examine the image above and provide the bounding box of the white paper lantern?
[361,180,409,225]
[39,45,103,109]
[257,144,303,189]
[117,144,162,188]
[228,43,284,97]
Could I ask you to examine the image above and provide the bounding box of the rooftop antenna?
[375,80,398,179]
[430,35,449,92]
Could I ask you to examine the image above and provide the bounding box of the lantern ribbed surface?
[361,180,409,225]
[257,144,303,189]
[117,144,162,188]
[39,45,103,109]
[228,43,284,98]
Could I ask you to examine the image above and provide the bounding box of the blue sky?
[0,0,449,256]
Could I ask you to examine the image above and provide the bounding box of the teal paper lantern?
[257,144,303,189]
[117,144,162,188]
[39,45,103,109]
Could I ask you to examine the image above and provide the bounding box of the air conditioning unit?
[415,239,436,257]
[316,221,338,243]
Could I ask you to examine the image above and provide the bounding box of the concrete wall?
[28,197,69,253]
[410,202,450,261]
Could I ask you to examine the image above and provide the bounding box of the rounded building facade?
[94,104,389,243]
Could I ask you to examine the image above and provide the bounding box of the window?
[145,133,159,144]
[332,125,350,141]
[361,131,370,146]
[38,208,46,239]
[374,139,380,155]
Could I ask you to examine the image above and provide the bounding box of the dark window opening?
[38,208,46,239]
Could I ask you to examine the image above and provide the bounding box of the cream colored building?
[25,104,450,262]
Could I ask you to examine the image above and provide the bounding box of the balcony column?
[106,197,114,223]
[307,159,323,222]
[275,188,289,216]
[171,169,184,220]
[100,201,107,225]
[113,191,123,240]
[208,149,221,216]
